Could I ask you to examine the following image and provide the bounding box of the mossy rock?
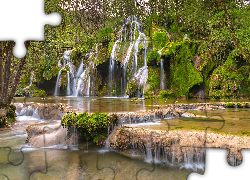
[0,104,16,128]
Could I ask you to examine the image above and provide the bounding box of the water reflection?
[4,97,248,179]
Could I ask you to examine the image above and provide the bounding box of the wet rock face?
[115,107,195,124]
[109,127,249,166]
[26,124,78,147]
[15,102,78,120]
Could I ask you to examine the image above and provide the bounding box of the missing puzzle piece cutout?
[0,0,61,58]
[188,149,250,180]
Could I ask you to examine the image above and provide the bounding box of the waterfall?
[158,48,165,90]
[55,46,98,97]
[72,59,84,96]
[67,71,71,95]
[54,50,73,96]
[86,75,91,97]
[108,16,148,97]
[54,70,62,96]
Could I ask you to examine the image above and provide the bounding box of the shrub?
[159,90,175,99]
[237,102,242,108]
[244,102,249,107]
[33,90,47,97]
[226,102,234,108]
[61,112,113,144]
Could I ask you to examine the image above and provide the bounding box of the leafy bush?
[61,112,114,144]
[147,49,161,65]
[244,102,249,107]
[0,105,16,128]
[226,102,234,108]
[237,102,242,107]
[33,90,47,97]
[159,90,175,99]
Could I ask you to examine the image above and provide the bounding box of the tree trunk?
[0,42,3,98]
[7,41,30,104]
[2,42,14,104]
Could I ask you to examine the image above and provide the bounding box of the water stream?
[2,97,249,179]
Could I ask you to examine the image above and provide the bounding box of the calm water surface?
[1,97,248,179]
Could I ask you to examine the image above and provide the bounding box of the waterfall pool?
[1,97,249,179]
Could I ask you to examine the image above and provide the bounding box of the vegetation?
[61,112,118,144]
[1,1,250,127]
[33,90,47,97]
[226,102,234,108]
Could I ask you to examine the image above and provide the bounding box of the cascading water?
[54,50,74,96]
[55,46,97,97]
[108,15,148,97]
[158,48,165,90]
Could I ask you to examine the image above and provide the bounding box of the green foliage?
[98,28,113,42]
[61,112,115,144]
[147,49,161,65]
[165,40,203,96]
[126,80,138,97]
[237,102,242,108]
[14,0,250,99]
[15,88,25,95]
[226,102,234,108]
[0,105,16,128]
[152,29,169,49]
[209,49,246,98]
[33,90,47,97]
[146,67,160,93]
[159,90,175,99]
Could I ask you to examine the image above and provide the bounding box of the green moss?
[33,90,47,97]
[61,112,117,144]
[152,29,169,49]
[244,102,249,107]
[167,40,202,96]
[237,102,242,108]
[226,102,234,108]
[147,49,161,65]
[98,28,113,42]
[159,90,175,99]
[0,105,16,128]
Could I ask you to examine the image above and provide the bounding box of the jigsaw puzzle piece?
[188,149,250,180]
[95,150,192,180]
[0,146,47,180]
[0,0,61,58]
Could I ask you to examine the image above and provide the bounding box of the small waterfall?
[55,46,98,97]
[108,16,148,97]
[72,59,84,96]
[54,50,73,96]
[54,70,62,96]
[86,75,90,97]
[67,71,71,95]
[158,48,165,90]
[105,126,110,149]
